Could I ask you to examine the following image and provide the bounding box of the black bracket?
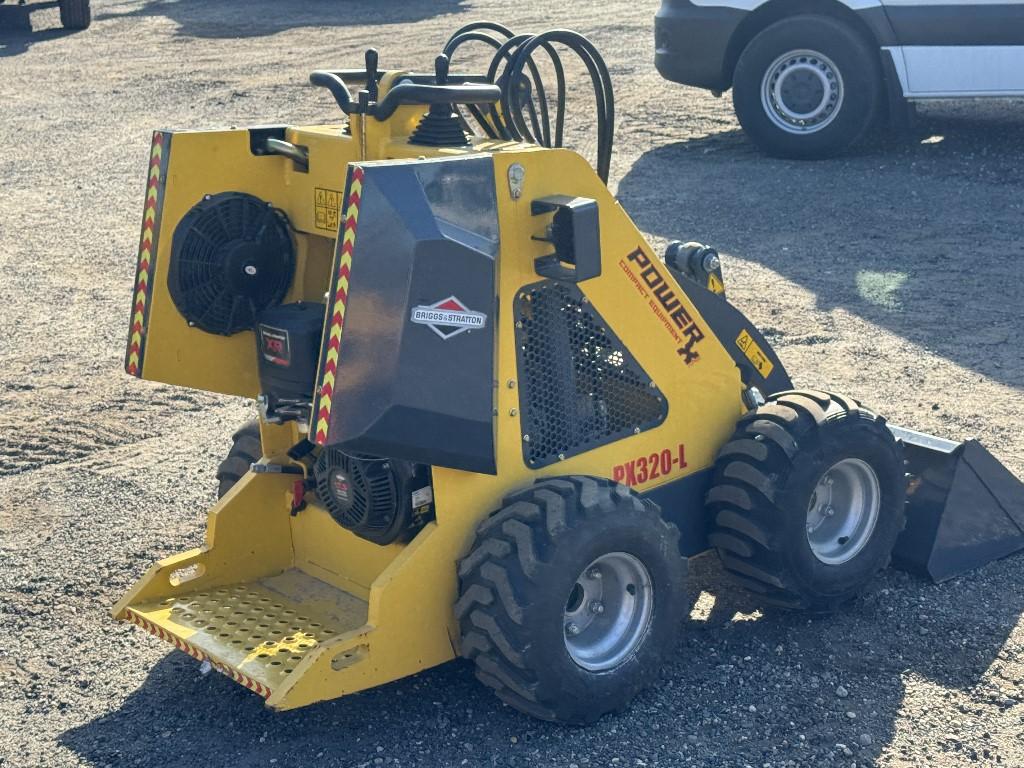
[530,195,601,283]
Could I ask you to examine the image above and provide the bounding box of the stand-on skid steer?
[116,24,1024,723]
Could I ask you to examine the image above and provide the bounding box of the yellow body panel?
[118,76,746,709]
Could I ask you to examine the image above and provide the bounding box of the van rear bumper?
[654,0,746,92]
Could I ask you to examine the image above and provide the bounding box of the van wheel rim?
[563,552,653,671]
[761,49,844,135]
[806,458,881,565]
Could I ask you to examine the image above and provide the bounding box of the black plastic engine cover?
[313,449,433,545]
[316,157,498,474]
[256,302,325,404]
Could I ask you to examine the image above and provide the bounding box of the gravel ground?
[1,1,1023,766]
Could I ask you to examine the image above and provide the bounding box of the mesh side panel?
[515,281,668,468]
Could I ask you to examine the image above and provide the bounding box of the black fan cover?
[168,192,295,335]
[314,448,412,545]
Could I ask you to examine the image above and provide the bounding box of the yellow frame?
[116,76,746,710]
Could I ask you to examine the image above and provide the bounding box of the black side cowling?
[322,157,498,474]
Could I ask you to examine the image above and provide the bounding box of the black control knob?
[434,54,449,85]
[365,48,379,101]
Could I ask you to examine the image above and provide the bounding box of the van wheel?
[733,15,882,159]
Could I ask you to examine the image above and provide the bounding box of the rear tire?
[732,15,882,159]
[706,390,905,612]
[59,0,91,29]
[456,476,686,723]
[216,420,261,498]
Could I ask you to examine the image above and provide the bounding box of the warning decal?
[736,329,775,378]
[314,187,343,232]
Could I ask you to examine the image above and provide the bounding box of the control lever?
[434,53,449,86]
[365,48,379,102]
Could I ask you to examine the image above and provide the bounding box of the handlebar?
[373,81,501,120]
[309,70,355,113]
[310,49,501,121]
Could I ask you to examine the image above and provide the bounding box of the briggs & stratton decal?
[411,296,487,340]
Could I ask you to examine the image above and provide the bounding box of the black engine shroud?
[313,448,433,545]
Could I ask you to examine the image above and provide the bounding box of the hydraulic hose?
[443,24,615,183]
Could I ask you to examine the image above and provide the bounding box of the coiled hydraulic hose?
[443,23,615,183]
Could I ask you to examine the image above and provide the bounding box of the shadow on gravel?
[618,103,1024,389]
[97,0,470,39]
[59,556,1024,767]
[0,5,76,57]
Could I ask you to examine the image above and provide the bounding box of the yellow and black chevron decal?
[313,165,365,445]
[125,131,171,377]
[125,609,272,699]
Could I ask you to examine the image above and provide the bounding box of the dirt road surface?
[1,1,1023,766]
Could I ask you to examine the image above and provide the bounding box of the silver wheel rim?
[760,49,844,135]
[563,552,653,671]
[806,458,881,565]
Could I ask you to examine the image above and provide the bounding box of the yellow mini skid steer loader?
[116,23,1024,724]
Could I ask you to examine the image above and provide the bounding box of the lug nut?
[588,601,605,615]
[566,622,580,636]
[587,568,601,580]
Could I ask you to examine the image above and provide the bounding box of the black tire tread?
[216,419,261,498]
[59,0,91,29]
[707,390,905,611]
[732,14,882,159]
[456,475,679,724]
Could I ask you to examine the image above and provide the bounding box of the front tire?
[706,390,906,612]
[732,15,882,159]
[456,476,686,724]
[59,0,91,29]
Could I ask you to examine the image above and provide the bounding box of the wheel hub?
[806,458,881,565]
[761,49,844,135]
[563,552,653,671]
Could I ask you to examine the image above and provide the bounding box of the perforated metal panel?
[514,281,668,468]
[124,570,369,692]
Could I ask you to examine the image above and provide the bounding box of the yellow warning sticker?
[314,187,343,232]
[707,272,725,295]
[736,329,775,378]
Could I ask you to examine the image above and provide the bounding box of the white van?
[655,0,1024,157]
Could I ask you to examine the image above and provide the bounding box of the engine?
[313,449,433,545]
[170,191,435,546]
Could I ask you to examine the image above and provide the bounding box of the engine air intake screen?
[514,281,668,468]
